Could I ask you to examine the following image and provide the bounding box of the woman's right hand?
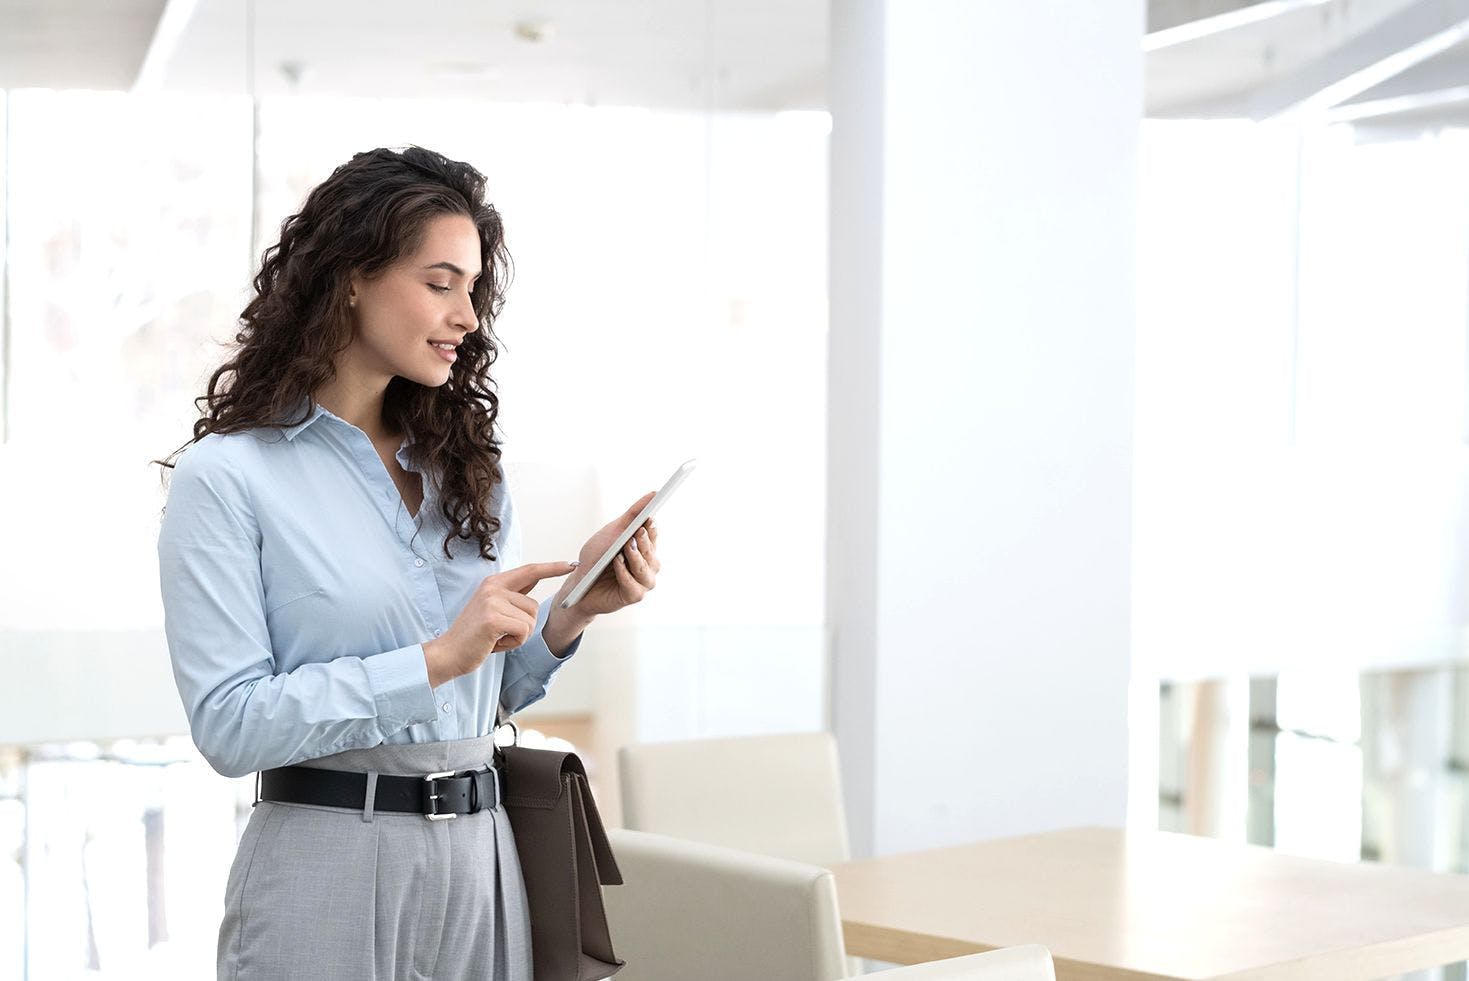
[423,561,580,687]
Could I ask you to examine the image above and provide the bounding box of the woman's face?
[346,212,482,389]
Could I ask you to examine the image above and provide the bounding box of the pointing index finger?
[494,561,580,594]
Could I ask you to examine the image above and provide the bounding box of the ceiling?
[0,0,826,110]
[1144,0,1469,131]
[1145,0,1419,115]
[1,0,167,91]
[3,0,1469,131]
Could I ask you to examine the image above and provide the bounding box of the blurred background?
[4,0,1469,978]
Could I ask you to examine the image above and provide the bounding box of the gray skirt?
[217,733,530,980]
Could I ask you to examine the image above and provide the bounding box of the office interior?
[5,0,1469,978]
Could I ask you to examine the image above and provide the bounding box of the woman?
[154,145,661,979]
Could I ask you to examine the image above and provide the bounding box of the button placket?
[339,424,411,536]
[404,476,452,662]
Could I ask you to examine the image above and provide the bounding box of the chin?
[402,360,455,388]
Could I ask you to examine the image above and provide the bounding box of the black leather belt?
[257,763,500,820]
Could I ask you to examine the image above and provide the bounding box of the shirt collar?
[394,435,422,474]
[280,398,328,441]
[279,396,423,473]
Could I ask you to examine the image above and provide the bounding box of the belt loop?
[362,771,378,823]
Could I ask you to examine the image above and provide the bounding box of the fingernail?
[569,560,580,568]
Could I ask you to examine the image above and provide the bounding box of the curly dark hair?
[153,145,514,561]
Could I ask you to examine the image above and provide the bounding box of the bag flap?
[500,744,586,809]
[571,775,623,886]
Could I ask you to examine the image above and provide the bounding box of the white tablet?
[558,458,697,610]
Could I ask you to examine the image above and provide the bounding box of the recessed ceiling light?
[514,19,556,43]
[431,62,500,80]
[278,60,311,90]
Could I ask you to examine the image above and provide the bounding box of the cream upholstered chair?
[617,731,851,868]
[865,948,1056,980]
[602,828,849,981]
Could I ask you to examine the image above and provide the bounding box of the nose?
[453,292,479,334]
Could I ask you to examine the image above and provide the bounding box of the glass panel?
[1,90,252,634]
[0,747,23,981]
[13,738,250,980]
[1273,729,1363,862]
[4,91,252,447]
[1162,668,1464,980]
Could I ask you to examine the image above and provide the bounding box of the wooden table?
[830,826,1469,981]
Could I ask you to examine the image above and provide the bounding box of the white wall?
[830,0,1143,857]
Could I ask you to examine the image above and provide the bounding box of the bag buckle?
[422,769,461,821]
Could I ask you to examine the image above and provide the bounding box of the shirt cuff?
[518,597,584,673]
[364,642,440,731]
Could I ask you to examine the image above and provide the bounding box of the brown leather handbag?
[494,718,625,981]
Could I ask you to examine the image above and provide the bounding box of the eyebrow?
[422,262,479,279]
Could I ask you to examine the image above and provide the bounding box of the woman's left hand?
[556,492,662,618]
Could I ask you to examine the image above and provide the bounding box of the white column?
[828,0,1145,856]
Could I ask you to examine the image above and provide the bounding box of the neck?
[313,368,395,443]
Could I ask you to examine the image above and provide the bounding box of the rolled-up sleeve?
[157,452,439,778]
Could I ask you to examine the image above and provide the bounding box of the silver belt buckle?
[423,769,459,821]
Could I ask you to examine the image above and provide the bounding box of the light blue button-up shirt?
[156,399,582,779]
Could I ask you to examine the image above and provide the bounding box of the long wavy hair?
[153,145,514,561]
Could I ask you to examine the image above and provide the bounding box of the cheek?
[360,289,433,350]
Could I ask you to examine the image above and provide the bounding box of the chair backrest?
[617,730,851,867]
[866,947,1056,981]
[603,827,849,981]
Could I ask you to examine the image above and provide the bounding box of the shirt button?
[414,558,425,567]
[433,628,442,637]
[441,702,453,713]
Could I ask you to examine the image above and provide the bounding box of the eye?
[428,284,451,293]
